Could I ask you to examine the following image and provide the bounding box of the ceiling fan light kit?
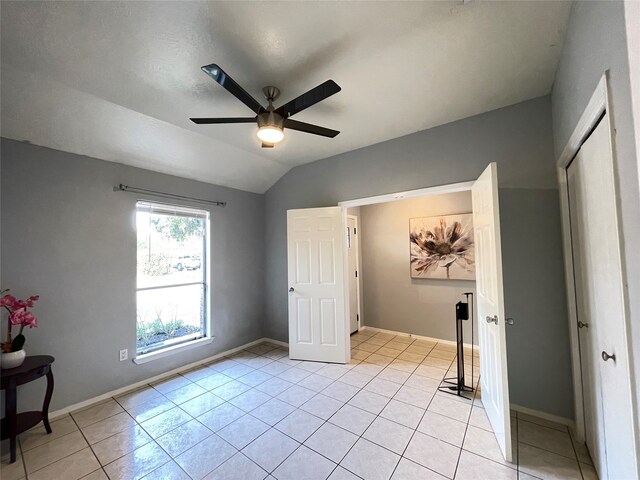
[191,63,341,148]
[257,96,284,144]
[257,125,284,144]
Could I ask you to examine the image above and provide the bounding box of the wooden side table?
[1,355,55,463]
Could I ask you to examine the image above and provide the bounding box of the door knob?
[601,351,616,362]
[486,315,498,325]
[506,318,514,326]
[288,287,295,293]
[578,321,589,329]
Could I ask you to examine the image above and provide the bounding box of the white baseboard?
[264,338,288,348]
[359,325,478,352]
[49,337,286,420]
[511,403,575,430]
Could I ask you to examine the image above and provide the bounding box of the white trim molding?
[49,337,288,420]
[359,326,478,352]
[511,404,575,430]
[338,181,474,208]
[133,337,213,364]
[556,76,608,169]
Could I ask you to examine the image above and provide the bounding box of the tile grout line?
[451,396,475,480]
[237,334,430,478]
[325,334,477,479]
[517,410,522,480]
[18,422,95,479]
[355,333,512,480]
[516,411,587,476]
[108,385,182,479]
[15,432,27,480]
[387,341,458,479]
[67,412,109,480]
[332,339,453,479]
[364,334,524,478]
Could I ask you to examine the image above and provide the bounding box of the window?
[136,201,209,358]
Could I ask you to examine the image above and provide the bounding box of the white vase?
[1,349,26,369]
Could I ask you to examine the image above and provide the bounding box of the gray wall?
[264,96,574,418]
[0,139,265,412]
[551,0,640,424]
[358,192,477,344]
[500,188,574,417]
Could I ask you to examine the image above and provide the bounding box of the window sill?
[133,337,213,364]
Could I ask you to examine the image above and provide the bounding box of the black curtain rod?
[113,184,226,207]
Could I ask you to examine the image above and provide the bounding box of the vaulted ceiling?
[1,1,571,193]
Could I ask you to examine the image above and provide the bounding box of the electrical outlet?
[119,349,128,361]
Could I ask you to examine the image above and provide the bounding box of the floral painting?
[410,214,475,280]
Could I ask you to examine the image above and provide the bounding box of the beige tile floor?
[1,329,595,480]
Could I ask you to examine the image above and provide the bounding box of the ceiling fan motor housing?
[257,110,284,129]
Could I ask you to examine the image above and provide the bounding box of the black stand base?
[438,377,474,399]
[438,293,475,400]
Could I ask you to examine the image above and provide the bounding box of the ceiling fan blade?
[275,80,341,118]
[201,64,265,114]
[190,117,256,124]
[283,119,340,138]
[261,142,274,148]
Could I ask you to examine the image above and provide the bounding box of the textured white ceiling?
[1,1,571,193]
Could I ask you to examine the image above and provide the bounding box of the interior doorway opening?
[338,164,513,460]
[340,182,481,401]
[342,188,478,349]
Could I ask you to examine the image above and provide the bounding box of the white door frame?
[555,72,638,445]
[339,181,475,209]
[346,214,362,332]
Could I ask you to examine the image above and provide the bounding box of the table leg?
[42,368,54,434]
[6,380,17,463]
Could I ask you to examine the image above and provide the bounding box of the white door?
[472,162,512,462]
[347,216,359,334]
[567,153,606,477]
[567,113,638,479]
[287,207,348,363]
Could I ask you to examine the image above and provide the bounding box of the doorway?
[339,165,513,461]
[345,192,474,342]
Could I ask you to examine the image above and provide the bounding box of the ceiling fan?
[190,64,341,148]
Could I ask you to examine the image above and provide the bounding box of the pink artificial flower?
[25,295,39,307]
[9,310,23,326]
[10,309,38,328]
[0,294,19,310]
